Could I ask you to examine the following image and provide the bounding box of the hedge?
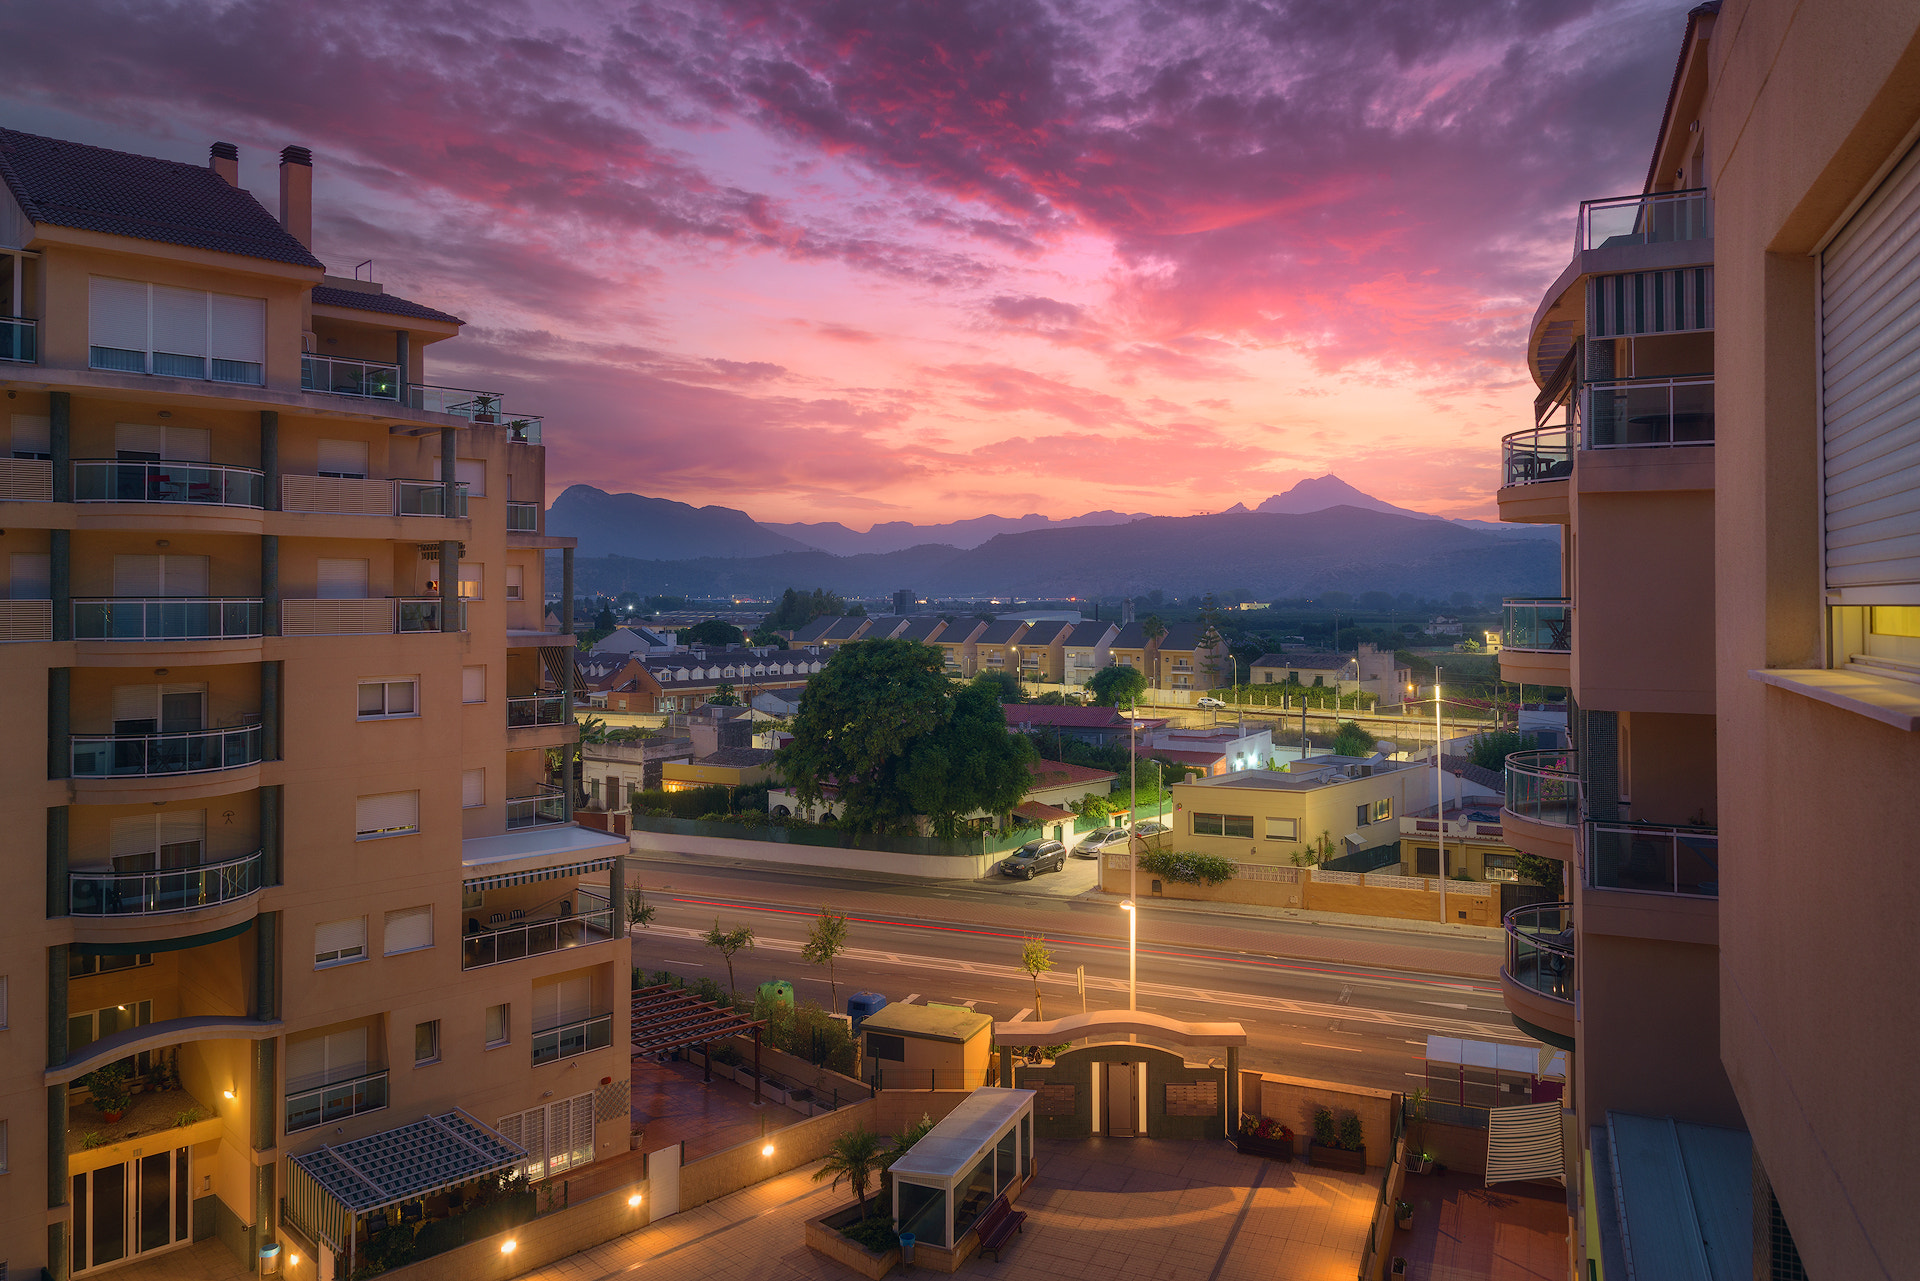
[1137,850,1238,885]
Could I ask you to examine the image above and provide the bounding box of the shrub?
[1338,1113,1365,1152]
[1137,849,1238,885]
[1312,1107,1336,1147]
[840,1210,900,1253]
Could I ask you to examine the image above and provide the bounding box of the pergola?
[631,984,769,1101]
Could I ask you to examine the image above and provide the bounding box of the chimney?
[278,145,313,248]
[208,141,239,187]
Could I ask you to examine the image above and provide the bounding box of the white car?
[1196,696,1226,708]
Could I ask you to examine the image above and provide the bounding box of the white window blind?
[113,554,208,597]
[462,768,485,808]
[317,439,369,479]
[457,564,482,599]
[111,683,206,729]
[313,918,368,967]
[89,277,148,366]
[88,277,265,384]
[210,293,266,368]
[1822,140,1920,599]
[151,285,208,376]
[505,566,524,601]
[356,791,419,838]
[109,810,207,861]
[286,1025,369,1089]
[384,905,433,955]
[532,974,592,1032]
[456,458,485,496]
[9,553,49,600]
[317,558,370,600]
[10,413,50,457]
[1264,817,1298,842]
[462,665,486,703]
[115,423,210,462]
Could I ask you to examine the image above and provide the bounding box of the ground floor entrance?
[71,1146,191,1274]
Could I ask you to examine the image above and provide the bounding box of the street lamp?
[1127,704,1140,1019]
[1120,900,1137,1012]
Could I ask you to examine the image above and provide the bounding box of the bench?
[976,1194,1027,1262]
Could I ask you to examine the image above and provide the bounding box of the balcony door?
[112,554,209,598]
[71,1146,191,1273]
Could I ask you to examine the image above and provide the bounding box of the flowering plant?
[1237,1113,1293,1141]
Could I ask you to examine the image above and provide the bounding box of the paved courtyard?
[1389,1169,1570,1280]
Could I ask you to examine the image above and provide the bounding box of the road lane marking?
[1011,1009,1033,1022]
[903,993,920,1004]
[1297,1042,1364,1052]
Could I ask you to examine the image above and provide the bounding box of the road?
[624,860,1537,1096]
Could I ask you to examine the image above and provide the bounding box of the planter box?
[1307,1142,1367,1172]
[803,1202,900,1280]
[1233,1133,1293,1162]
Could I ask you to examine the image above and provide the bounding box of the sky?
[0,0,1688,525]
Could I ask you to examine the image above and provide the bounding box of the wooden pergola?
[631,984,770,1102]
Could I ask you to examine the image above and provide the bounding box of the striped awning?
[1486,1100,1565,1185]
[285,1110,525,1249]
[463,855,615,893]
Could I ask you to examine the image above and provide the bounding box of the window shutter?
[533,974,592,1031]
[112,684,160,724]
[317,558,370,600]
[162,555,210,597]
[149,286,208,358]
[566,1092,596,1167]
[10,413,50,455]
[158,809,207,849]
[162,426,211,462]
[0,976,7,1029]
[356,791,418,836]
[89,277,148,356]
[462,665,486,703]
[455,458,485,497]
[384,905,433,954]
[9,553,49,600]
[1821,140,1920,597]
[111,814,159,860]
[114,423,164,458]
[285,1035,327,1091]
[210,293,265,364]
[113,554,163,597]
[462,768,485,807]
[505,566,524,601]
[457,564,482,599]
[317,439,369,479]
[313,917,367,964]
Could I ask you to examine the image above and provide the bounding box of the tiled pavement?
[1389,1169,1570,1280]
[88,1237,253,1281]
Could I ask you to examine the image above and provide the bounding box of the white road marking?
[903,993,921,1004]
[1297,1042,1365,1052]
[1011,1009,1033,1022]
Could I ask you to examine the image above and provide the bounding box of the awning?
[463,857,617,893]
[461,823,625,891]
[1486,1101,1565,1186]
[285,1110,526,1250]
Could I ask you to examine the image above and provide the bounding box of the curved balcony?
[71,724,263,779]
[1503,749,1579,861]
[1498,423,1572,524]
[1501,901,1574,1047]
[73,597,264,642]
[1500,598,1571,685]
[1589,822,1719,898]
[70,850,264,918]
[1583,377,1715,449]
[73,459,265,508]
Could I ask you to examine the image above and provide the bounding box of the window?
[70,1000,154,1059]
[486,1003,510,1048]
[505,565,524,602]
[1192,812,1252,838]
[357,678,417,719]
[1356,798,1392,826]
[9,553,49,601]
[356,791,418,839]
[0,974,7,1028]
[317,557,370,600]
[384,906,433,955]
[457,563,482,600]
[866,1033,906,1062]
[10,412,51,459]
[1415,846,1440,876]
[0,1117,7,1174]
[1264,817,1298,842]
[462,665,487,703]
[1193,812,1223,836]
[88,277,265,384]
[462,768,485,808]
[67,950,151,978]
[315,917,367,967]
[109,810,206,871]
[414,1020,440,1066]
[112,554,209,597]
[114,422,209,461]
[316,438,369,479]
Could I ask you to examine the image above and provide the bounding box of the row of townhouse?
[1248,642,1414,706]
[578,645,832,715]
[0,130,631,1277]
[789,614,1230,689]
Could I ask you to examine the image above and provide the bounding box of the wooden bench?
[976,1194,1027,1262]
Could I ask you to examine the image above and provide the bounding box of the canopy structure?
[992,1010,1247,1047]
[630,984,764,1057]
[1486,1101,1565,1186]
[891,1088,1036,1252]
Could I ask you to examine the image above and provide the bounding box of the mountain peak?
[1254,474,1438,520]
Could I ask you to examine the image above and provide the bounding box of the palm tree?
[814,1125,886,1217]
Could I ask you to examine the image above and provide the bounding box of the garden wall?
[628,819,1006,880]
[1100,857,1500,927]
[1238,1070,1400,1169]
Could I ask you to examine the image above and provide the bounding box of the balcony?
[280,597,464,637]
[1578,188,1710,252]
[461,894,614,970]
[0,598,52,642]
[1,314,36,363]
[1589,822,1719,897]
[532,1012,614,1066]
[70,724,263,778]
[278,474,468,517]
[1583,377,1715,448]
[285,1068,389,1134]
[394,478,469,517]
[1503,749,1579,861]
[1500,598,1571,686]
[507,500,540,532]
[507,782,567,830]
[0,455,52,502]
[69,850,264,917]
[73,459,265,508]
[73,597,265,641]
[507,694,566,728]
[1501,423,1573,487]
[301,353,399,401]
[1501,901,1574,1047]
[407,385,543,441]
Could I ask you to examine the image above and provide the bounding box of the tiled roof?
[1015,800,1074,823]
[0,128,325,269]
[1252,651,1353,671]
[1440,754,1506,793]
[1110,622,1149,648]
[1141,747,1226,765]
[695,747,777,768]
[1027,758,1117,789]
[1022,620,1074,645]
[1155,621,1217,650]
[1064,621,1117,646]
[312,284,462,326]
[895,617,947,642]
[976,620,1027,645]
[1002,705,1126,729]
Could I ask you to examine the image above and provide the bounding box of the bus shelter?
[889,1088,1035,1255]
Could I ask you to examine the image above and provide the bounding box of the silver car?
[1072,827,1130,857]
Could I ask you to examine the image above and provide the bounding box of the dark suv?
[1000,840,1067,879]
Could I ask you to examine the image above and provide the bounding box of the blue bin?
[898,1232,916,1265]
[847,991,888,1034]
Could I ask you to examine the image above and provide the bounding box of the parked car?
[1133,820,1170,837]
[1196,696,1226,708]
[1072,828,1129,857]
[1000,840,1067,879]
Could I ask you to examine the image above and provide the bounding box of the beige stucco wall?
[1169,771,1408,861]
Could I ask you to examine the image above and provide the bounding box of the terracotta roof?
[1440,754,1506,793]
[1014,801,1074,823]
[0,128,324,269]
[1003,705,1126,729]
[694,747,777,768]
[1026,759,1116,789]
[312,284,461,325]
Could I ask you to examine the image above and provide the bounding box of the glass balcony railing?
[301,353,400,400]
[407,385,543,443]
[70,724,263,778]
[506,782,567,829]
[393,478,469,517]
[531,1012,614,1066]
[1,315,38,363]
[1578,188,1711,251]
[1589,823,1719,897]
[462,905,613,971]
[1583,377,1715,448]
[395,597,465,632]
[1504,901,1573,1003]
[73,597,265,641]
[1503,599,1571,653]
[285,1068,389,1134]
[1501,422,1574,487]
[507,500,539,532]
[73,459,265,507]
[507,694,566,728]
[1504,750,1579,826]
[69,850,264,916]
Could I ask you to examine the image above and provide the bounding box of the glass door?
[72,1146,190,1273]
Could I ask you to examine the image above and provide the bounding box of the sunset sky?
[0,0,1687,525]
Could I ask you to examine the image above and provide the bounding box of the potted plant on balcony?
[1306,1107,1367,1172]
[1403,1089,1435,1174]
[83,1063,133,1123]
[1234,1113,1294,1162]
[1396,1199,1414,1230]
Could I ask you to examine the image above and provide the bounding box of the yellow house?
[1168,758,1412,864]
[1397,802,1525,883]
[659,746,779,792]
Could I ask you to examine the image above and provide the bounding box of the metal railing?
[285,1068,389,1134]
[69,850,264,917]
[1504,750,1579,826]
[532,1012,614,1066]
[1579,188,1711,251]
[1589,822,1720,897]
[507,694,566,728]
[73,597,265,641]
[507,782,568,829]
[70,724,263,778]
[1503,901,1573,1004]
[393,478,469,517]
[300,353,400,401]
[462,905,613,970]
[1501,422,1574,487]
[1583,376,1715,448]
[1502,598,1572,653]
[395,597,466,632]
[1,315,38,363]
[507,500,539,532]
[407,385,543,443]
[73,459,266,507]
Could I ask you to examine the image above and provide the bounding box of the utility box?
[847,991,888,1033]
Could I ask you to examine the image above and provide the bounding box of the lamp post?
[1434,666,1446,923]
[1128,701,1140,1015]
[1120,900,1136,1012]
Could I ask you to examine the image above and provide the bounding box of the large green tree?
[970,669,1025,703]
[1087,663,1148,707]
[682,618,745,647]
[901,684,1037,837]
[762,587,845,631]
[1330,720,1377,757]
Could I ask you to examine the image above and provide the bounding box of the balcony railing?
[394,478,469,517]
[507,694,566,728]
[73,597,265,641]
[407,385,544,443]
[285,1068,389,1134]
[279,597,465,636]
[506,782,567,830]
[1583,377,1715,448]
[1504,750,1579,826]
[462,904,614,971]
[531,1012,614,1066]
[1,315,37,363]
[1578,188,1710,251]
[1503,901,1573,1004]
[70,724,263,778]
[301,353,400,401]
[72,459,265,508]
[1503,599,1571,653]
[0,598,52,642]
[1589,822,1719,897]
[507,500,539,532]
[69,850,264,917]
[1501,422,1574,487]
[396,596,465,632]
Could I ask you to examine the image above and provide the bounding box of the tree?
[1467,729,1527,772]
[1142,613,1167,644]
[1330,720,1376,757]
[900,683,1037,837]
[846,602,867,617]
[762,587,844,631]
[801,908,850,1006]
[593,607,616,631]
[750,626,789,649]
[707,682,741,707]
[1019,936,1054,1020]
[971,669,1025,702]
[1516,853,1563,890]
[683,618,745,647]
[702,920,755,997]
[626,886,656,930]
[1087,663,1147,707]
[814,1125,886,1218]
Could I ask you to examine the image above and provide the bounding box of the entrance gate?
[71,1146,191,1273]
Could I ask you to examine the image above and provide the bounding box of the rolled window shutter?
[455,458,484,496]
[458,564,482,598]
[113,555,163,597]
[149,285,209,357]
[314,916,367,960]
[89,277,149,354]
[384,905,433,954]
[557,974,591,1025]
[164,555,210,597]
[325,1025,369,1079]
[285,1035,328,1090]
[163,427,211,463]
[10,414,50,455]
[210,293,265,364]
[158,809,207,849]
[114,423,164,458]
[110,814,159,859]
[462,768,485,807]
[356,790,418,835]
[317,558,370,600]
[317,439,368,478]
[505,566,524,600]
[113,685,160,724]
[9,553,49,600]
[462,665,486,702]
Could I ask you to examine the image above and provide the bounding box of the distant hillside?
[546,486,816,559]
[763,508,1150,555]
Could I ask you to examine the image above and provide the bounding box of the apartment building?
[0,131,630,1277]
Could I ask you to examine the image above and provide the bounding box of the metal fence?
[71,724,263,777]
[69,851,264,916]
[73,459,265,507]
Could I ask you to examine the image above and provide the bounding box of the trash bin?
[259,1243,283,1275]
[898,1232,916,1268]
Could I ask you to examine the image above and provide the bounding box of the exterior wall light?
[501,1239,518,1254]
[629,1193,643,1207]
[761,1142,775,1156]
